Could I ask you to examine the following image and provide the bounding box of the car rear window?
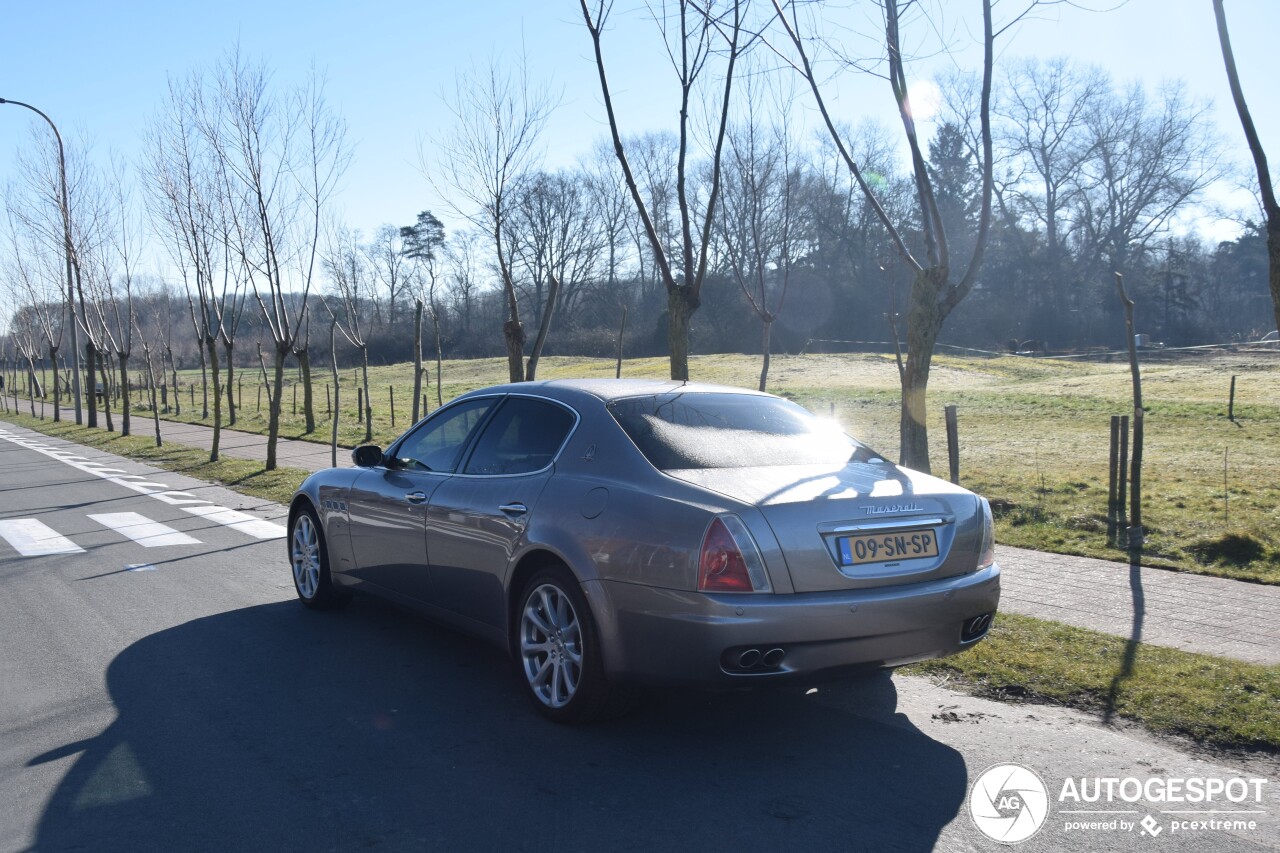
[607,392,873,470]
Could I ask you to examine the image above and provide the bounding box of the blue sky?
[2,0,1278,253]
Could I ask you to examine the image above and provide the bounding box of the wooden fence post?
[1108,415,1121,546]
[389,385,396,429]
[944,405,960,485]
[1118,414,1130,534]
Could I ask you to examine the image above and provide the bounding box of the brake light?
[698,515,771,593]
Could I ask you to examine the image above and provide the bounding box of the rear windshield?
[607,392,875,470]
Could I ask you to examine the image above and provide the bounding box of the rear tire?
[289,505,350,610]
[516,565,637,724]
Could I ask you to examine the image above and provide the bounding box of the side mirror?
[351,445,385,468]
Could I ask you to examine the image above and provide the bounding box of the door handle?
[405,491,428,504]
[499,502,528,517]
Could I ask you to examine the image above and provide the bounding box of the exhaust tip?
[738,648,762,668]
[761,648,786,668]
[961,613,994,643]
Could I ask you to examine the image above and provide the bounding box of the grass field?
[11,348,1280,583]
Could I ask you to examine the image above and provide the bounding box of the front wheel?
[289,506,350,610]
[517,565,636,724]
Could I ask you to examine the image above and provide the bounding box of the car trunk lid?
[667,462,983,592]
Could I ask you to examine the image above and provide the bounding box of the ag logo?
[969,763,1050,844]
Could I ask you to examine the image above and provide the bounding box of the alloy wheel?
[520,583,583,708]
[291,514,321,600]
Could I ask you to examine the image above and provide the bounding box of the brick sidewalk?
[7,401,1279,667]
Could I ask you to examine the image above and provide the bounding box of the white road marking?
[0,428,288,542]
[180,505,286,539]
[88,512,201,547]
[0,519,85,556]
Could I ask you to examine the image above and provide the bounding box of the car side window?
[393,397,496,472]
[463,397,575,476]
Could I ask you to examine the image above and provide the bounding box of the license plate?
[839,529,939,566]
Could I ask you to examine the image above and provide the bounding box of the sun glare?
[906,79,942,120]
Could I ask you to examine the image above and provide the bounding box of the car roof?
[461,378,773,405]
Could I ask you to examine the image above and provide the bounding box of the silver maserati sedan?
[287,379,1000,723]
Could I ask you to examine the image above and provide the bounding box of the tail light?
[698,515,772,593]
[977,497,995,569]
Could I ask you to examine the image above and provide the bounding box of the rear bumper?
[584,564,1000,686]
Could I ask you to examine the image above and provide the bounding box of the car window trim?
[386,394,506,473]
[452,393,581,479]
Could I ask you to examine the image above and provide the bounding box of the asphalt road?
[0,422,1276,853]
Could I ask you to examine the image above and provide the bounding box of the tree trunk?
[432,308,444,408]
[666,288,698,381]
[86,343,98,428]
[360,345,372,443]
[48,344,60,422]
[615,306,627,379]
[330,323,340,468]
[299,348,315,434]
[412,299,424,422]
[170,351,181,417]
[1213,0,1280,334]
[758,318,773,393]
[197,340,209,420]
[118,354,131,437]
[143,349,162,447]
[503,319,526,384]
[98,357,114,433]
[526,273,561,381]
[1270,223,1280,335]
[265,345,286,472]
[224,340,237,426]
[24,356,38,418]
[207,337,222,462]
[898,267,948,473]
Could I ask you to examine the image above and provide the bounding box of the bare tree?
[401,210,446,417]
[145,74,226,454]
[3,196,65,419]
[714,64,800,391]
[942,58,1107,337]
[86,157,140,437]
[365,224,410,328]
[508,170,607,378]
[9,125,104,424]
[580,0,746,381]
[1213,0,1279,334]
[324,224,374,442]
[443,228,485,359]
[1073,80,1221,278]
[201,49,349,469]
[135,315,163,446]
[430,54,558,383]
[772,0,1009,471]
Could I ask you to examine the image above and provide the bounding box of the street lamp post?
[0,97,83,424]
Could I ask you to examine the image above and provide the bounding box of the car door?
[345,396,498,601]
[425,396,577,628]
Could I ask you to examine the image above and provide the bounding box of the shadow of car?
[30,599,968,851]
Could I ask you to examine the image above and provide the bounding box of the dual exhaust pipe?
[730,646,786,671]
